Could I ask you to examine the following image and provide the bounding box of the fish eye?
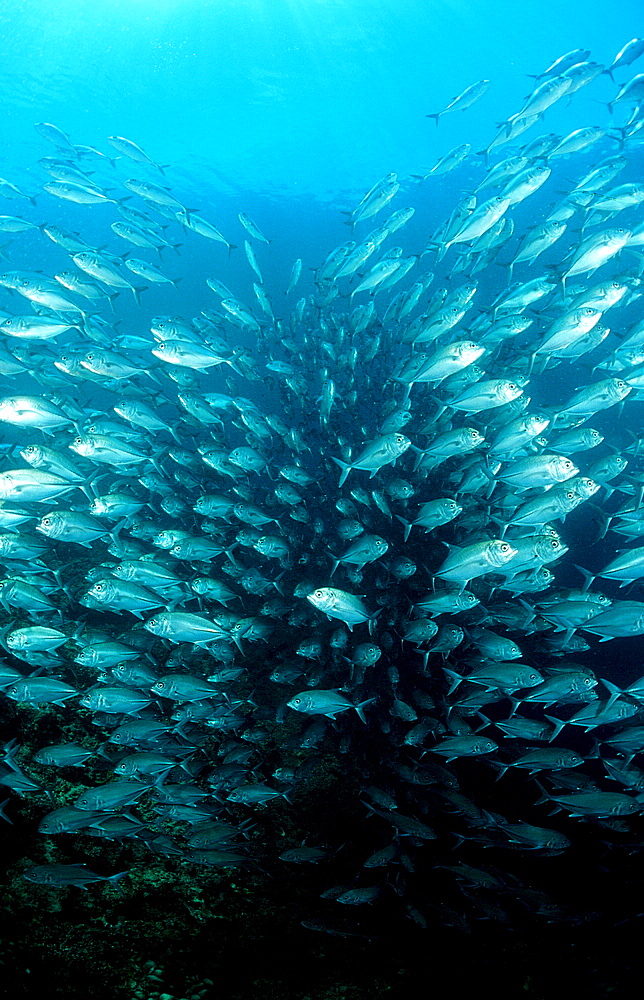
[94,583,103,591]
[500,542,510,551]
[567,492,575,500]
[292,697,301,706]
[42,518,51,526]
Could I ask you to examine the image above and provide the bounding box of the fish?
[33,122,77,153]
[332,433,410,486]
[72,252,147,304]
[176,211,235,251]
[604,38,644,83]
[2,48,644,947]
[607,72,644,112]
[286,258,302,295]
[529,49,591,81]
[43,181,120,205]
[306,587,375,631]
[418,144,471,178]
[23,864,130,890]
[348,173,400,225]
[239,213,270,244]
[507,75,572,123]
[106,135,168,174]
[287,689,375,723]
[435,539,518,586]
[426,79,489,124]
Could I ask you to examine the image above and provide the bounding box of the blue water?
[1,0,641,200]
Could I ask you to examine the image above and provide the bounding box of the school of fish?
[2,39,644,931]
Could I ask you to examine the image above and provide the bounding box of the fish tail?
[0,796,13,824]
[602,679,625,711]
[132,285,148,307]
[573,563,595,592]
[544,715,566,742]
[332,456,351,487]
[394,515,412,542]
[106,870,130,895]
[354,696,376,723]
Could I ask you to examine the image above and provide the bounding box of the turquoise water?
[1,0,640,200]
[1,0,641,332]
